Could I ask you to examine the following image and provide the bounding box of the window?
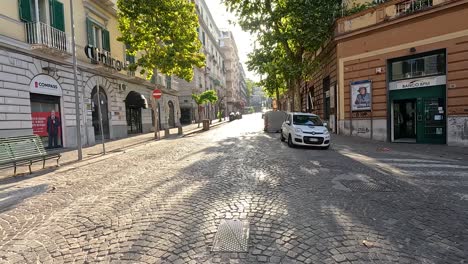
[166,75,172,90]
[391,52,445,81]
[19,0,65,31]
[86,18,110,52]
[202,31,206,46]
[125,44,135,64]
[293,115,323,126]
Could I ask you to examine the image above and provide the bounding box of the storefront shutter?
[50,0,65,32]
[19,0,32,22]
[86,17,94,46]
[102,29,110,52]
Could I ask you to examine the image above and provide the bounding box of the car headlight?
[324,130,329,135]
[295,128,303,133]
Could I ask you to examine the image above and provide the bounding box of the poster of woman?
[351,81,372,111]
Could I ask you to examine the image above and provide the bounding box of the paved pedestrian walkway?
[0,119,227,178]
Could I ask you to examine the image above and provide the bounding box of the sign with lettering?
[389,75,446,91]
[30,74,62,96]
[84,45,129,71]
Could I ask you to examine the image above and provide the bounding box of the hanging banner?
[351,80,372,111]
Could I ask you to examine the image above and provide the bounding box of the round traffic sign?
[152,89,162,99]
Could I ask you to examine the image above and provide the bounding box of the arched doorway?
[91,86,110,140]
[168,101,175,128]
[125,91,147,134]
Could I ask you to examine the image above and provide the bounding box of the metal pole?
[70,0,82,160]
[96,84,106,154]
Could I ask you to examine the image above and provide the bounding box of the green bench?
[0,135,61,175]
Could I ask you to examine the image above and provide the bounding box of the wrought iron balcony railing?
[396,0,434,16]
[25,22,70,54]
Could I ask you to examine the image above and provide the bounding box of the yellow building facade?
[0,0,181,147]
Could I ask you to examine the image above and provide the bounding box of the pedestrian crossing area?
[375,157,468,188]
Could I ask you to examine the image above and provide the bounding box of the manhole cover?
[340,180,394,192]
[212,220,249,252]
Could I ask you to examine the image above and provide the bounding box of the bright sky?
[205,0,259,82]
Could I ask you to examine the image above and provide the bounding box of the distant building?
[220,30,242,113]
[177,0,226,124]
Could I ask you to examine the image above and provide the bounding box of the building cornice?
[335,0,468,41]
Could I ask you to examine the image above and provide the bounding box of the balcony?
[25,22,71,57]
[396,0,434,16]
[336,0,451,36]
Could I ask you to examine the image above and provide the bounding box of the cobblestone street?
[0,114,467,264]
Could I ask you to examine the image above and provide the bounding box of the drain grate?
[340,180,394,192]
[212,220,249,252]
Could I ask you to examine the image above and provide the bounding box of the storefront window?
[30,93,62,149]
[391,52,445,81]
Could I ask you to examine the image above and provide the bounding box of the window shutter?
[86,18,94,46]
[19,0,32,22]
[50,0,65,31]
[102,29,110,52]
[125,44,135,64]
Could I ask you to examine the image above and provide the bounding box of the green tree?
[117,0,205,81]
[192,90,218,127]
[224,0,341,111]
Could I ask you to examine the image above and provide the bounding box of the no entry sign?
[152,89,162,99]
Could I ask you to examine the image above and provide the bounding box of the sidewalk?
[332,134,468,162]
[0,119,228,178]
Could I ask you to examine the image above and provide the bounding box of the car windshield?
[293,115,323,126]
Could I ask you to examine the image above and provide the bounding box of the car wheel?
[288,135,295,148]
[280,131,285,142]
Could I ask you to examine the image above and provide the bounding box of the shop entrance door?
[91,87,110,140]
[389,85,446,144]
[393,99,416,142]
[416,97,446,144]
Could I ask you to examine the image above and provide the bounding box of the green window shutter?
[102,29,110,52]
[86,18,94,46]
[125,44,135,64]
[50,0,65,31]
[166,75,171,89]
[19,0,32,22]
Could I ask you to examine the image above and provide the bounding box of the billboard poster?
[351,80,372,111]
[31,112,61,137]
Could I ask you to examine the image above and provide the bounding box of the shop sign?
[30,74,62,96]
[31,112,61,137]
[389,75,446,91]
[84,45,128,71]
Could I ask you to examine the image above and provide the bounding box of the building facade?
[299,0,468,146]
[178,0,226,124]
[0,0,181,148]
[220,30,243,113]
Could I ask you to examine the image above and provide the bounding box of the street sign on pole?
[152,89,162,99]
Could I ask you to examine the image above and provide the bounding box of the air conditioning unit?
[118,83,127,92]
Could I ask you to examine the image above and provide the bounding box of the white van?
[264,111,287,133]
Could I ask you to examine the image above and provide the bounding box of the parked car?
[235,112,242,119]
[229,112,236,121]
[280,112,330,149]
[264,111,287,133]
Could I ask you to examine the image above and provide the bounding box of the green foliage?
[192,90,219,105]
[224,0,342,109]
[246,79,255,97]
[117,0,206,81]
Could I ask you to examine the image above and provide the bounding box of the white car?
[280,112,331,149]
